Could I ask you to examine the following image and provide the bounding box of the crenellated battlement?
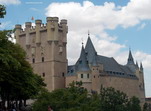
[15,17,67,35]
[15,17,68,44]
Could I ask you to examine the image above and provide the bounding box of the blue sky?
[0,0,151,97]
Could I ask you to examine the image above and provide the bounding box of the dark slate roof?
[136,61,139,69]
[140,62,143,70]
[127,50,134,65]
[97,55,124,73]
[92,54,98,67]
[120,65,133,74]
[67,65,76,76]
[85,36,97,64]
[75,45,90,72]
[67,36,137,79]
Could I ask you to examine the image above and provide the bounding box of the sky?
[0,0,151,97]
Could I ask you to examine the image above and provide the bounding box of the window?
[94,76,95,78]
[71,70,74,73]
[81,74,83,78]
[32,58,35,63]
[42,73,45,77]
[87,74,89,78]
[79,60,82,64]
[62,73,65,77]
[42,57,44,62]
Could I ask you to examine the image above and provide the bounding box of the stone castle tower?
[15,17,68,91]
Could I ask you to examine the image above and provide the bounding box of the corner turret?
[76,45,90,72]
[127,50,134,65]
[60,19,68,43]
[140,62,143,72]
[15,24,22,43]
[35,19,42,44]
[25,22,32,46]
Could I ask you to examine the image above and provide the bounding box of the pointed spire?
[140,62,143,71]
[88,30,90,37]
[136,61,139,68]
[127,49,134,65]
[76,44,90,72]
[85,34,97,64]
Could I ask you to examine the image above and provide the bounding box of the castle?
[15,17,145,105]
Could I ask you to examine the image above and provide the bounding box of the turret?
[140,62,143,72]
[35,20,42,44]
[60,19,68,43]
[85,34,97,64]
[53,17,59,41]
[77,45,90,72]
[15,24,22,43]
[46,17,59,42]
[25,22,31,46]
[127,50,134,65]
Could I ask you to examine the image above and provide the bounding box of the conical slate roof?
[136,61,139,68]
[76,45,90,72]
[127,50,134,65]
[85,36,97,64]
[140,62,143,71]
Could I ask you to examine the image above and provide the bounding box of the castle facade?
[15,17,145,104]
[15,17,68,91]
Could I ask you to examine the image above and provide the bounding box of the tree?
[143,103,151,111]
[0,30,46,110]
[127,96,141,111]
[0,4,6,25]
[100,87,129,111]
[0,5,6,18]
[33,82,143,111]
[33,81,101,111]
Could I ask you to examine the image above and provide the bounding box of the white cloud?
[0,0,21,5]
[137,23,146,30]
[45,0,151,97]
[30,8,40,12]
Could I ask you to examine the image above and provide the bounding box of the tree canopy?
[33,81,142,111]
[0,30,46,110]
[0,5,6,18]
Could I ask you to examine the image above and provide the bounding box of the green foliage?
[143,103,151,111]
[100,87,129,111]
[127,96,141,111]
[0,5,6,18]
[33,82,142,111]
[0,30,45,108]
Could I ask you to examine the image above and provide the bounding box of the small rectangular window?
[32,58,35,63]
[62,73,65,77]
[42,73,45,77]
[81,74,83,78]
[42,57,44,62]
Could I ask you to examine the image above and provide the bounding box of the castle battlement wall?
[15,17,68,45]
